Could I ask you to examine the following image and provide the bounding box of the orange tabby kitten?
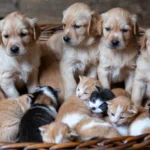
[40,96,119,143]
[107,96,138,136]
[129,109,150,136]
[0,95,32,142]
[76,76,101,101]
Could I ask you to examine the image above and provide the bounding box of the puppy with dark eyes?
[89,86,115,117]
[0,12,41,98]
[97,8,138,94]
[47,3,102,99]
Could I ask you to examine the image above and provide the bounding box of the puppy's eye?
[111,113,114,116]
[74,25,81,29]
[4,34,9,38]
[120,116,125,119]
[122,29,128,33]
[20,33,27,37]
[78,89,80,91]
[105,28,111,31]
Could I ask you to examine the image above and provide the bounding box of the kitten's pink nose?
[78,94,82,98]
[113,121,118,125]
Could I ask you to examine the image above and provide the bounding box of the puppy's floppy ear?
[140,35,147,51]
[88,11,102,36]
[0,19,4,44]
[130,14,138,35]
[28,18,41,41]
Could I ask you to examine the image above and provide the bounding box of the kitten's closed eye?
[78,89,80,91]
[120,116,125,119]
[84,92,88,94]
[111,113,114,116]
[91,107,96,110]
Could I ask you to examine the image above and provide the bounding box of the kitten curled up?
[89,88,130,117]
[0,95,32,142]
[39,96,119,143]
[129,107,150,136]
[76,76,101,101]
[89,86,115,117]
[19,86,60,142]
[106,95,140,136]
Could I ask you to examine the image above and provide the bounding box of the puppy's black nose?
[111,40,120,47]
[10,45,19,54]
[63,36,70,43]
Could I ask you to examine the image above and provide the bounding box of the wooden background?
[1,0,149,27]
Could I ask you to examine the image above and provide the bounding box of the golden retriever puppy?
[0,12,41,98]
[132,29,150,106]
[47,3,101,99]
[97,8,138,94]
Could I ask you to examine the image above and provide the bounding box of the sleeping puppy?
[132,29,150,106]
[0,12,41,98]
[97,8,138,94]
[47,3,101,99]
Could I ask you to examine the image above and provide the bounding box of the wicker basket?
[0,134,150,149]
[2,24,145,150]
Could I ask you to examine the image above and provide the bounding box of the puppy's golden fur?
[0,12,41,98]
[0,95,31,142]
[47,3,101,99]
[38,43,64,103]
[132,29,150,106]
[97,8,138,94]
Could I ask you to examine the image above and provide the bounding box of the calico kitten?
[107,96,138,136]
[76,76,101,101]
[18,86,60,142]
[0,95,32,142]
[89,86,115,116]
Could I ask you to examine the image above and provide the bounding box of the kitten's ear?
[79,75,85,81]
[94,86,103,92]
[39,125,49,135]
[128,105,138,114]
[101,89,116,101]
[106,100,112,106]
[26,96,32,106]
[67,129,79,141]
[55,88,61,95]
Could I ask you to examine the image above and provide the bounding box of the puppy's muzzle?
[10,45,19,54]
[63,36,71,43]
[111,40,120,48]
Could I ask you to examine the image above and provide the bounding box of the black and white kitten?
[89,86,115,117]
[18,86,60,142]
